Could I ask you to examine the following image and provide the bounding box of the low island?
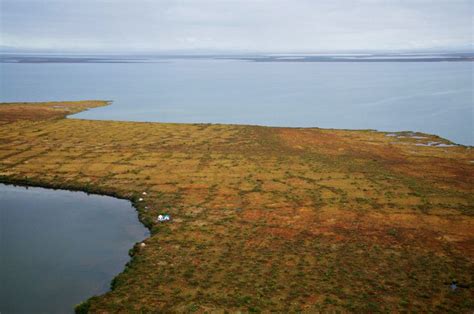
[0,101,472,312]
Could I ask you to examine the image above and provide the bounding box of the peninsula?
[0,101,472,312]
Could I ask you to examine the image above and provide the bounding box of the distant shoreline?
[1,53,473,63]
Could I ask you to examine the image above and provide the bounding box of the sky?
[0,0,472,53]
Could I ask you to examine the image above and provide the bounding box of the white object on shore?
[140,242,146,248]
[142,192,147,195]
[157,214,171,222]
[138,198,143,201]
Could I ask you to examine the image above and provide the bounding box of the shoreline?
[2,100,468,147]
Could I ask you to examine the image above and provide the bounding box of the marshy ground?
[0,101,473,312]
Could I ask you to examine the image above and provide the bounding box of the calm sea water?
[0,184,148,313]
[0,59,472,145]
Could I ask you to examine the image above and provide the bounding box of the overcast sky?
[0,0,472,53]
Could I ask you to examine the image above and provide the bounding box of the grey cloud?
[0,0,472,52]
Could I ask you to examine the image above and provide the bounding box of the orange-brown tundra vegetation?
[0,101,473,313]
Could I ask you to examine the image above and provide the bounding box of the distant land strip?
[1,53,473,63]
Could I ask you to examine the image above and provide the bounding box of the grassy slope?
[0,101,473,312]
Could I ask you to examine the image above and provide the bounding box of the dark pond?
[0,184,149,313]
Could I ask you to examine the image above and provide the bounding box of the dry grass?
[0,101,473,312]
[0,100,108,122]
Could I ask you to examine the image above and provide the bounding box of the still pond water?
[0,184,148,313]
[0,59,472,145]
